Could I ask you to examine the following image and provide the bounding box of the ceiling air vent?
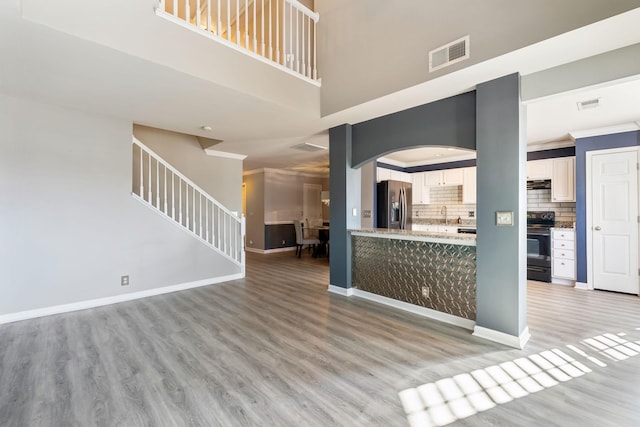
[292,142,328,152]
[429,35,470,72]
[576,98,601,110]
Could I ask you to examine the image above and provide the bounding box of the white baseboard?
[327,284,354,296]
[473,325,531,349]
[575,281,590,290]
[246,247,296,254]
[0,273,244,325]
[351,289,475,330]
[551,278,575,286]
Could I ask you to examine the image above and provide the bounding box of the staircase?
[132,137,245,268]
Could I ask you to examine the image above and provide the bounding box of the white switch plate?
[496,211,514,226]
[352,207,357,216]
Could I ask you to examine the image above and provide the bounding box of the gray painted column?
[329,124,361,290]
[475,73,529,348]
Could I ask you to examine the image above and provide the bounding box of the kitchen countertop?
[350,228,476,246]
[413,219,477,226]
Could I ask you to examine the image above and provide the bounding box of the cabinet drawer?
[553,240,574,250]
[553,249,575,260]
[552,230,575,241]
[553,259,576,279]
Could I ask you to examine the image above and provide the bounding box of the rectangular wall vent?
[576,98,601,110]
[292,142,328,152]
[429,35,470,72]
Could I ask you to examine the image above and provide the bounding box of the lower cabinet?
[551,228,576,285]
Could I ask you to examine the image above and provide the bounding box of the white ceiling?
[1,1,639,173]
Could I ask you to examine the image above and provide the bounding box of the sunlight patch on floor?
[398,329,639,427]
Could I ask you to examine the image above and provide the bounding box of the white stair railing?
[156,0,319,83]
[132,137,245,266]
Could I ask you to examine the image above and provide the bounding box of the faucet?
[440,205,448,225]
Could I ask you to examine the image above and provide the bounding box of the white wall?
[0,94,241,317]
[133,125,242,213]
[316,0,640,115]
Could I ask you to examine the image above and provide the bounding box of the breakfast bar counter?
[350,228,477,321]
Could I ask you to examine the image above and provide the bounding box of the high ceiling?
[1,1,639,173]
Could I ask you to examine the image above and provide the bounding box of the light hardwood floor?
[1,251,639,426]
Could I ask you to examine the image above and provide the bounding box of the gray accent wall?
[475,74,527,337]
[0,93,241,316]
[243,172,266,250]
[351,91,476,167]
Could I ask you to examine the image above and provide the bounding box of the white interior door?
[591,149,639,295]
[303,183,322,225]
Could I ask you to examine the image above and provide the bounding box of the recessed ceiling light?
[200,125,213,132]
[447,148,455,151]
[576,98,601,110]
[435,154,442,157]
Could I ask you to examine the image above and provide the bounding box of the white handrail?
[132,137,244,266]
[155,0,319,84]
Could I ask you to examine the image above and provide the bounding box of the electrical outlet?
[121,275,129,286]
[421,286,429,298]
[468,211,475,218]
[282,240,286,245]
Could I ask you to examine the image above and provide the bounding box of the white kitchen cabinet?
[376,167,391,182]
[390,170,412,183]
[526,159,552,180]
[551,228,576,285]
[552,157,576,202]
[412,224,460,233]
[424,169,464,187]
[462,167,476,204]
[412,172,430,204]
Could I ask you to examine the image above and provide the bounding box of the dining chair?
[293,220,320,258]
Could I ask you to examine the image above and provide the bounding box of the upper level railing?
[157,0,319,83]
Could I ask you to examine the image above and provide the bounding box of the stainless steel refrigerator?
[376,180,412,230]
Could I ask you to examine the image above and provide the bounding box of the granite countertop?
[413,218,477,227]
[350,228,476,246]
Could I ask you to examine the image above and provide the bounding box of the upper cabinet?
[412,172,430,204]
[425,169,464,187]
[526,159,553,180]
[552,157,576,202]
[377,167,411,183]
[462,167,476,204]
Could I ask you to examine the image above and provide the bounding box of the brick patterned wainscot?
[351,229,477,321]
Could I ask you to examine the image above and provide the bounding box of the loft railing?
[132,137,245,266]
[156,0,319,83]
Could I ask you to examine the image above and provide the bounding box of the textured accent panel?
[352,236,476,320]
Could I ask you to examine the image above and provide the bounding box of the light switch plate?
[496,211,514,226]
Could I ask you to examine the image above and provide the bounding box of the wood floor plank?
[1,251,639,426]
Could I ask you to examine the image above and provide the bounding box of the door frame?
[585,146,640,291]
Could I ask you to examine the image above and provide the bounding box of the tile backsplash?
[414,186,475,223]
[527,188,576,223]
[414,186,576,224]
